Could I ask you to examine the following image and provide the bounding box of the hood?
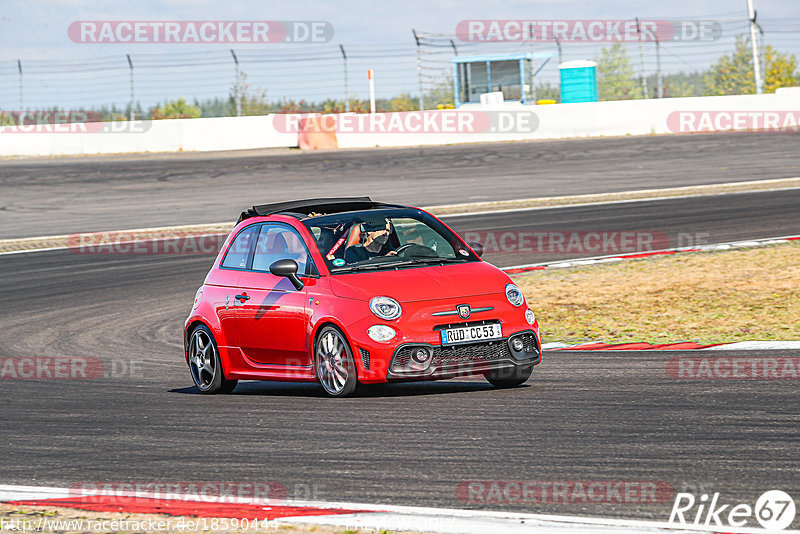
[328,261,511,303]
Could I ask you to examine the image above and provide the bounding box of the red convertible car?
[184,197,540,397]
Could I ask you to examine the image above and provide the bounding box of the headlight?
[367,325,396,342]
[369,296,402,320]
[525,308,536,325]
[505,283,525,307]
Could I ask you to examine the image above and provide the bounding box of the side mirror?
[269,259,304,291]
[467,241,484,258]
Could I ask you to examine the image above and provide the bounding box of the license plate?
[440,323,503,345]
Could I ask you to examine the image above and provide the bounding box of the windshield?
[302,208,479,273]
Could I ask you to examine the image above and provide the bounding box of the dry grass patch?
[514,242,800,344]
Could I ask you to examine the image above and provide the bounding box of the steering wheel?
[394,244,415,256]
[395,243,438,258]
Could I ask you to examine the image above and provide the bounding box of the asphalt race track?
[1,190,798,522]
[2,132,800,239]
[1,133,799,525]
[445,188,800,265]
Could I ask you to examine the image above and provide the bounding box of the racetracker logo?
[456,20,721,42]
[273,111,539,135]
[666,356,800,379]
[667,111,800,133]
[459,230,670,255]
[67,231,227,254]
[68,482,288,505]
[0,111,150,134]
[0,357,104,379]
[457,481,674,504]
[68,21,334,43]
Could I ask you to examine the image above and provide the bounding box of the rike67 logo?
[669,490,796,530]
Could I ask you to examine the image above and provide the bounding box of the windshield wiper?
[406,257,469,265]
[331,264,389,273]
[331,260,411,273]
[331,257,468,273]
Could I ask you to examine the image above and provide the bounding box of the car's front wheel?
[188,325,238,394]
[315,326,358,397]
[484,365,533,388]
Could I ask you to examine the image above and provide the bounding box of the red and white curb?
[1,485,795,534]
[502,235,800,274]
[542,341,800,351]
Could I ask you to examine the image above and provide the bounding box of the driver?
[344,221,396,263]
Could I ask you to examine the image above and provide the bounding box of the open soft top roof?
[237,197,405,223]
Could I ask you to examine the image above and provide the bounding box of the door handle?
[235,294,250,302]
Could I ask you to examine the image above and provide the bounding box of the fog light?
[367,325,396,342]
[511,338,525,352]
[525,308,536,325]
[412,347,431,364]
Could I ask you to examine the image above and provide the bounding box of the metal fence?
[1,15,798,116]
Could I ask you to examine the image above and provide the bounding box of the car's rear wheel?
[188,325,238,394]
[315,326,358,397]
[484,365,533,388]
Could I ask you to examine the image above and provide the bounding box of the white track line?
[0,485,71,501]
[545,341,800,351]
[279,510,796,534]
[501,235,799,271]
[438,186,800,218]
[704,341,800,350]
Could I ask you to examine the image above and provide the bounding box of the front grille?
[521,332,539,353]
[434,340,509,366]
[392,333,538,371]
[359,348,370,370]
[393,350,411,369]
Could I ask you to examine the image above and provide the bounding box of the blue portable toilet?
[559,60,598,103]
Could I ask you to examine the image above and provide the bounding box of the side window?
[252,224,311,275]
[221,225,258,269]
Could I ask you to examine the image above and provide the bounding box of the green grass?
[514,241,799,344]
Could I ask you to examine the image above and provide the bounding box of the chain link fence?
[1,16,798,118]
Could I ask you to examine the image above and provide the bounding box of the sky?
[1,0,798,110]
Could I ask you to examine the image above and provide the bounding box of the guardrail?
[0,114,296,156]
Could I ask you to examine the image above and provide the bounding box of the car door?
[207,223,261,348]
[234,223,311,367]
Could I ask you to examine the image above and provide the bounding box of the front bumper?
[344,293,540,382]
[385,329,540,380]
